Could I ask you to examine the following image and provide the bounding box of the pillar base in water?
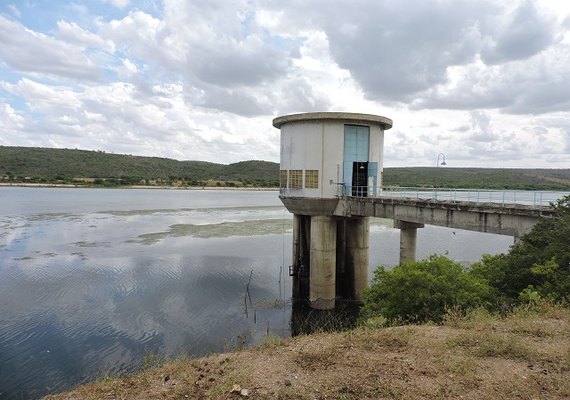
[395,220,424,264]
[309,297,336,310]
[310,215,337,310]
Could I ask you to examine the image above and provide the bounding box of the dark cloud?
[411,43,570,115]
[190,39,290,87]
[274,77,332,115]
[264,0,497,102]
[195,86,270,116]
[321,1,489,102]
[265,0,566,114]
[481,0,556,64]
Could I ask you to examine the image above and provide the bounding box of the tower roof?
[272,112,393,130]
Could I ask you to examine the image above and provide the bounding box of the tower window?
[289,170,303,188]
[305,170,319,188]
[279,170,288,188]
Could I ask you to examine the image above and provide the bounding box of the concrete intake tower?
[273,112,393,310]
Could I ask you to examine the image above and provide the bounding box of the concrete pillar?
[310,215,337,310]
[346,217,369,303]
[394,220,424,264]
[292,214,301,301]
[335,219,347,298]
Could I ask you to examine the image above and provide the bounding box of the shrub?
[471,195,570,303]
[360,255,493,324]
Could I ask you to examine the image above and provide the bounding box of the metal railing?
[343,186,569,207]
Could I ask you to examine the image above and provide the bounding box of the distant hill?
[383,167,570,190]
[0,146,278,187]
[1,146,569,189]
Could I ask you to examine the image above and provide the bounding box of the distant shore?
[0,182,279,191]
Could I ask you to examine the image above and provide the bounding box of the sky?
[0,0,569,168]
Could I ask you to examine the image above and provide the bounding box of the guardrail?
[344,186,569,207]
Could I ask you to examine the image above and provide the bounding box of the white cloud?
[0,15,102,82]
[56,20,116,53]
[0,103,25,131]
[0,0,568,167]
[102,0,131,9]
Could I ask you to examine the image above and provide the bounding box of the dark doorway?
[352,161,368,197]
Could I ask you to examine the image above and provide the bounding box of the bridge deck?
[281,187,567,236]
[334,196,557,237]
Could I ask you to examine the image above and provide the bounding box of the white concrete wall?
[280,120,385,199]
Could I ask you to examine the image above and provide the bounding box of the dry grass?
[45,302,570,400]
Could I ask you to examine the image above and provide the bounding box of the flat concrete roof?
[272,112,393,130]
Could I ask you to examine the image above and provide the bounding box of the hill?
[44,302,570,399]
[1,146,570,189]
[0,146,279,187]
[384,167,570,190]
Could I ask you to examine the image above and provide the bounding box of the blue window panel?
[368,162,378,195]
[343,125,370,192]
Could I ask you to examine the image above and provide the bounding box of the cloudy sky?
[0,0,569,167]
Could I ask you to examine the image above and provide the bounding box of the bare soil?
[45,303,570,400]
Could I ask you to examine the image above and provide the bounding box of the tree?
[360,255,493,324]
[471,195,570,302]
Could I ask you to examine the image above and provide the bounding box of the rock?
[230,384,250,397]
[284,379,292,386]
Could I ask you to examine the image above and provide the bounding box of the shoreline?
[44,302,570,400]
[0,182,279,191]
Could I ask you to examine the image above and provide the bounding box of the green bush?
[471,195,570,303]
[360,255,493,324]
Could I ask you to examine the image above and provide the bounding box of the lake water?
[0,187,515,399]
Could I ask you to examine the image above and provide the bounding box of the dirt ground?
[45,303,570,400]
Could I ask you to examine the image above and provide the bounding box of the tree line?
[1,146,570,189]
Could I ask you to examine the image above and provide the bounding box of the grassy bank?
[45,301,569,399]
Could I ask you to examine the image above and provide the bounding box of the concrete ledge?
[280,197,340,216]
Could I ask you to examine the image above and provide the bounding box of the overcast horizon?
[1,0,569,168]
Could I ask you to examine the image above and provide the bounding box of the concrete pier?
[395,220,424,264]
[345,217,369,302]
[291,215,371,308]
[291,214,311,303]
[291,214,301,301]
[309,216,337,309]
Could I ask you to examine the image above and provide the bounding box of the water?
[0,187,514,399]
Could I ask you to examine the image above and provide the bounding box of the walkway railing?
[343,186,569,207]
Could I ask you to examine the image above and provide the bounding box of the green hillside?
[383,167,570,190]
[0,146,278,187]
[1,146,569,189]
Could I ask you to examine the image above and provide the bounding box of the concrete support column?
[395,220,424,264]
[292,214,301,301]
[346,217,369,303]
[310,215,337,310]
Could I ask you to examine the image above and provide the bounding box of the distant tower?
[273,112,393,309]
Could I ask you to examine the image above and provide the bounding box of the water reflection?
[0,188,514,399]
[0,247,292,398]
